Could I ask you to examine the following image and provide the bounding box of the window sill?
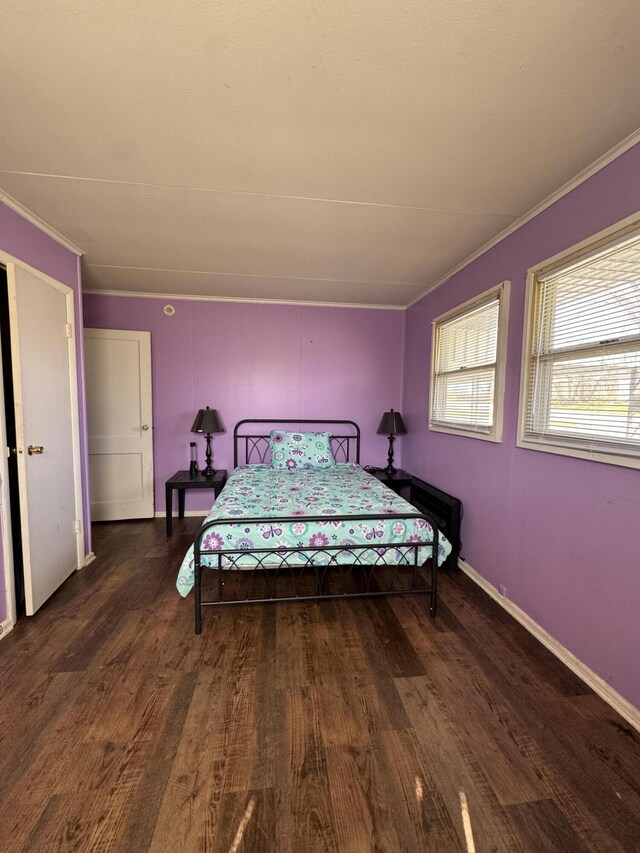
[517,436,640,470]
[429,423,502,443]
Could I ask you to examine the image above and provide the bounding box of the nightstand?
[369,467,413,497]
[165,469,227,536]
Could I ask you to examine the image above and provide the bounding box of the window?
[430,281,509,441]
[519,219,640,468]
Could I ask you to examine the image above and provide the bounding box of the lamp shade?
[191,406,225,434]
[377,409,407,436]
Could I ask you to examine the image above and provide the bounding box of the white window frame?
[429,281,510,442]
[517,212,640,470]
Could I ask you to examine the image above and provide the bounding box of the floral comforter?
[176,463,451,596]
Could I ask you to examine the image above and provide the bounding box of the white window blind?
[523,230,640,458]
[432,295,501,433]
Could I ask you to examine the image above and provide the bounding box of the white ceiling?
[1,1,640,307]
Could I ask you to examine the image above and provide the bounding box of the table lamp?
[191,407,225,476]
[377,409,407,475]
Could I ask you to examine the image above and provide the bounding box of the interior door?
[7,263,82,615]
[84,328,154,520]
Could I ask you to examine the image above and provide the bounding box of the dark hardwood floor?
[1,518,639,852]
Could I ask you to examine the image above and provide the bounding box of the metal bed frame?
[192,418,442,634]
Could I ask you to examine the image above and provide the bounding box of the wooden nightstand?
[367,467,413,497]
[165,469,227,536]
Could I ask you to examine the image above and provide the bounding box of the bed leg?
[195,558,202,634]
[430,550,438,618]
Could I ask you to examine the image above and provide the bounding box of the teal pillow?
[270,430,336,469]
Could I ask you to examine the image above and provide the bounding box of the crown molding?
[406,127,640,308]
[6,127,637,302]
[82,288,406,311]
[0,187,84,256]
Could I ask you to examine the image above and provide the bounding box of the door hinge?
[74,519,81,534]
[66,323,73,338]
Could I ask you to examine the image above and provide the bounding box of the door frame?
[0,252,86,630]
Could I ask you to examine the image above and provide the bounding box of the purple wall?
[82,295,406,513]
[403,142,640,708]
[0,201,91,625]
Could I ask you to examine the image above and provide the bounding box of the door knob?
[141,424,149,431]
[27,445,44,455]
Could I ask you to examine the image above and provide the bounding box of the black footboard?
[193,511,442,634]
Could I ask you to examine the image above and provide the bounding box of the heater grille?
[409,477,462,571]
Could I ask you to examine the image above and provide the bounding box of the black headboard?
[233,419,361,468]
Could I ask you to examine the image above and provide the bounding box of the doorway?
[0,267,24,615]
[84,328,154,520]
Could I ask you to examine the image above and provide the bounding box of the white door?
[7,263,84,616]
[84,329,154,521]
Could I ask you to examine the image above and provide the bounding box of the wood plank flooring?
[1,518,639,852]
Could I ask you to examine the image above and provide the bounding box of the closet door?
[7,263,83,615]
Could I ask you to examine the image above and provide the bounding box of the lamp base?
[203,433,215,478]
[385,433,396,476]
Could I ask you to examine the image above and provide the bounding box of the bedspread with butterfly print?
[176,464,452,596]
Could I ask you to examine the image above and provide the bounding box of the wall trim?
[82,552,96,567]
[154,510,208,518]
[83,288,406,311]
[0,617,14,639]
[0,322,17,625]
[458,558,640,733]
[0,188,84,256]
[407,127,640,308]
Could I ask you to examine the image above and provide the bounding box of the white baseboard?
[76,551,96,571]
[0,617,14,639]
[154,510,208,518]
[458,558,640,733]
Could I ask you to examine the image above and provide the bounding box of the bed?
[177,419,451,633]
